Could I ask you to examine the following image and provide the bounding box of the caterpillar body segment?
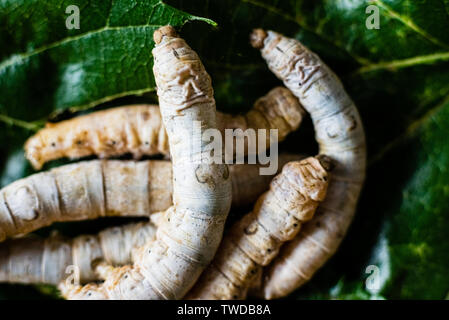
[0,222,156,285]
[25,88,304,170]
[59,26,232,299]
[250,29,366,299]
[216,86,304,154]
[229,153,302,208]
[186,156,331,299]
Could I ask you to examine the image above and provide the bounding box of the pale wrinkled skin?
[59,26,232,300]
[25,105,169,170]
[0,222,157,284]
[0,160,171,242]
[187,156,330,299]
[249,29,366,299]
[25,87,304,170]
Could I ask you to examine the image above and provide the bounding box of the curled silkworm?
[186,156,330,299]
[58,25,232,300]
[249,29,366,299]
[25,88,304,170]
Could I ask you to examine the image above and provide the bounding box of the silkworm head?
[250,28,268,49]
[315,154,334,172]
[154,25,178,45]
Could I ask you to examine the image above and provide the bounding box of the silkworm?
[0,159,170,242]
[58,25,232,299]
[186,156,331,299]
[25,105,168,170]
[0,222,157,285]
[25,88,304,170]
[249,29,366,299]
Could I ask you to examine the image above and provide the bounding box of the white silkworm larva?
[58,26,232,300]
[0,159,171,242]
[25,87,304,170]
[249,29,366,299]
[0,155,296,243]
[25,105,168,170]
[0,222,157,285]
[186,156,331,299]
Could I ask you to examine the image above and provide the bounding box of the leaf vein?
[374,0,449,49]
[0,25,163,72]
[353,51,449,74]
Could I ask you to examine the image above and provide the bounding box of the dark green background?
[1,0,448,299]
